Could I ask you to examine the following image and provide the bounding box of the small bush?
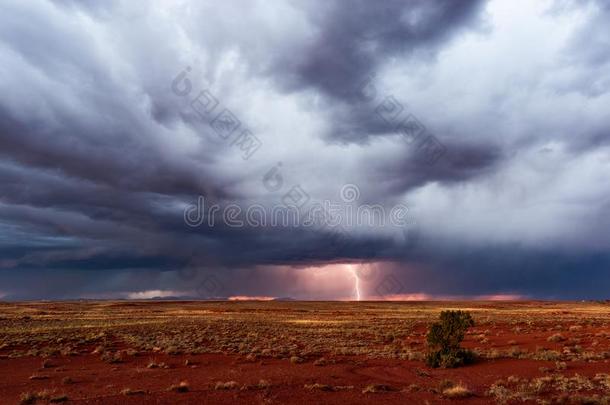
[426,310,475,368]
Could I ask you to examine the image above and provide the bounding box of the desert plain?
[1,300,610,404]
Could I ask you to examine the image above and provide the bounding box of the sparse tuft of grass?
[304,383,334,391]
[147,359,167,369]
[442,383,473,398]
[101,351,123,364]
[438,379,455,390]
[121,388,145,396]
[215,381,239,390]
[165,346,180,355]
[241,379,272,390]
[547,333,566,343]
[533,348,561,361]
[313,357,327,366]
[304,383,354,392]
[35,390,50,400]
[49,395,68,403]
[20,389,63,404]
[19,392,37,405]
[362,384,398,393]
[168,381,189,393]
[61,377,74,385]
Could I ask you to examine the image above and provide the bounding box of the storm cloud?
[0,0,609,300]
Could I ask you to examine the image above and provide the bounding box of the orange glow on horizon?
[228,296,276,301]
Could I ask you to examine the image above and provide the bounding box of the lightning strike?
[347,265,361,301]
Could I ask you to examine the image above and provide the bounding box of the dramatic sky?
[1,0,609,300]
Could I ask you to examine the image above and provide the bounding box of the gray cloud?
[0,0,609,300]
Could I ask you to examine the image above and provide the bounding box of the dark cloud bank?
[0,0,609,300]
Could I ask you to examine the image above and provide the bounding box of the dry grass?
[304,383,354,392]
[547,333,566,342]
[442,383,473,398]
[19,390,67,404]
[362,384,398,393]
[49,395,68,403]
[121,388,145,395]
[215,381,239,390]
[487,373,610,403]
[61,377,74,385]
[28,374,49,380]
[103,350,126,364]
[19,392,37,405]
[2,301,610,404]
[241,379,272,390]
[168,381,189,393]
[147,359,167,369]
[304,383,334,391]
[1,301,609,364]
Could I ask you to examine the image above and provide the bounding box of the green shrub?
[426,310,475,368]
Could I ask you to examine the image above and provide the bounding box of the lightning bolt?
[347,265,361,301]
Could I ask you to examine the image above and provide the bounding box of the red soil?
[1,352,609,404]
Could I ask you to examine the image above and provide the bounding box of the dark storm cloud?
[269,0,487,145]
[0,0,608,300]
[277,0,486,102]
[378,244,610,300]
[368,141,503,197]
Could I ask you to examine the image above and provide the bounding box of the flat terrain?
[1,301,610,404]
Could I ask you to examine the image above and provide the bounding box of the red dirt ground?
[3,352,609,404]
